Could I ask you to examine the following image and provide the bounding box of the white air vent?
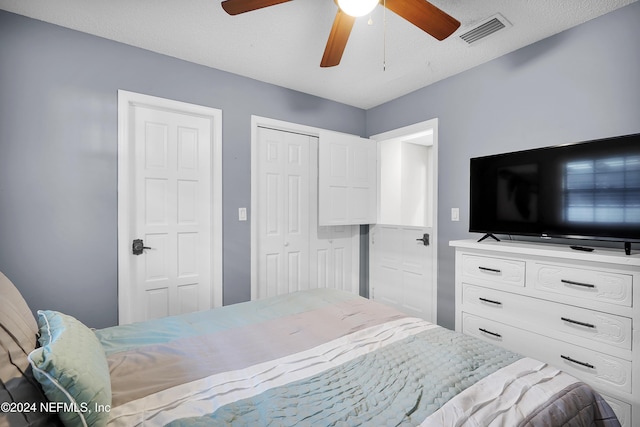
[460,14,511,44]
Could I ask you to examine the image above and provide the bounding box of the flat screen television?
[469,133,640,249]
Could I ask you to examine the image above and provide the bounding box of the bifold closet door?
[255,126,359,299]
[256,127,311,298]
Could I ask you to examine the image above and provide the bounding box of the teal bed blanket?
[164,327,519,426]
[90,288,618,426]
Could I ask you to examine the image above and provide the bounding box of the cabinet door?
[318,130,377,225]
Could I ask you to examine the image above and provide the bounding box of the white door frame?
[117,90,223,325]
[250,116,360,300]
[369,118,439,319]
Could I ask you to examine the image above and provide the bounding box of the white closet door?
[254,125,359,299]
[311,225,357,293]
[256,127,310,298]
[309,136,359,293]
[318,130,377,226]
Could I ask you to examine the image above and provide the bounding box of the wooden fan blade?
[221,0,291,16]
[320,9,356,67]
[383,0,460,40]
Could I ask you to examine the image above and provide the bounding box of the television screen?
[469,133,640,242]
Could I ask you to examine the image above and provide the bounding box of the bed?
[1,271,620,426]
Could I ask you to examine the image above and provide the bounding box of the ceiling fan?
[221,0,461,67]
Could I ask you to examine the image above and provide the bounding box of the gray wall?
[0,10,365,328]
[366,1,640,329]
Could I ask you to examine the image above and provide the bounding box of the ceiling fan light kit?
[220,0,461,67]
[337,0,379,17]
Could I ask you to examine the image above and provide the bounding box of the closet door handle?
[561,279,595,288]
[479,328,502,338]
[479,297,502,306]
[561,355,595,369]
[561,317,595,328]
[416,233,430,246]
[478,266,501,273]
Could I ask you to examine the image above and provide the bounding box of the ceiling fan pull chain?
[383,0,387,71]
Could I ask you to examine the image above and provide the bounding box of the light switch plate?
[239,207,247,221]
[451,208,460,222]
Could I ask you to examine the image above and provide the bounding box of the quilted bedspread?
[95,289,618,426]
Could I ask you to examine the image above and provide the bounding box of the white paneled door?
[133,106,211,321]
[369,119,439,323]
[118,91,222,324]
[256,127,310,297]
[370,225,434,320]
[254,125,359,299]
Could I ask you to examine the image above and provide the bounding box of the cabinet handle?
[561,317,595,329]
[478,266,501,274]
[561,279,595,288]
[479,297,502,306]
[561,355,595,369]
[479,328,502,338]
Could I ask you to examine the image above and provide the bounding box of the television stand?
[625,242,631,256]
[477,233,500,243]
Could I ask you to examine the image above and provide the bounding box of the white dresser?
[450,239,640,427]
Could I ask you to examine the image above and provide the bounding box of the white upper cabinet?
[319,128,435,227]
[318,130,377,226]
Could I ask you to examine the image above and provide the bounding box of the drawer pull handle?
[561,279,595,289]
[479,297,502,306]
[478,266,501,274]
[561,355,595,369]
[479,328,502,338]
[561,317,595,329]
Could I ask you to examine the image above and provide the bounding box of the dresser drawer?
[462,313,632,394]
[462,284,632,351]
[461,254,525,288]
[531,263,633,307]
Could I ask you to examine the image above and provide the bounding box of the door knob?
[132,239,152,255]
[416,233,430,246]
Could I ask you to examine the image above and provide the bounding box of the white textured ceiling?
[0,0,635,109]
